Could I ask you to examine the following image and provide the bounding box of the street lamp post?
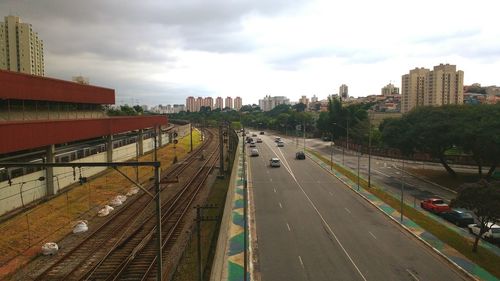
[400,158,405,223]
[330,140,334,170]
[368,116,372,188]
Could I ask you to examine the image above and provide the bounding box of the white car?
[274,137,281,143]
[250,148,259,157]
[277,141,284,147]
[269,158,281,167]
[468,223,500,240]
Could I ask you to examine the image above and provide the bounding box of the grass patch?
[406,167,480,191]
[172,176,230,281]
[307,149,500,279]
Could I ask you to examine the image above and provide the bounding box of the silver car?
[250,148,259,157]
[270,158,281,167]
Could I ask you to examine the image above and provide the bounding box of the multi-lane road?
[248,133,470,281]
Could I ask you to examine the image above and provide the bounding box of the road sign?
[173,132,178,138]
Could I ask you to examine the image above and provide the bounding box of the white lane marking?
[406,269,420,281]
[373,168,392,178]
[298,255,304,268]
[329,192,333,196]
[344,207,352,214]
[279,202,283,208]
[286,222,291,231]
[266,171,270,174]
[368,231,377,240]
[273,188,277,193]
[270,178,273,182]
[265,141,368,281]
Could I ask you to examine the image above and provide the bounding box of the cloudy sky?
[2,0,500,106]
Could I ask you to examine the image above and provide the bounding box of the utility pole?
[190,123,193,153]
[400,159,405,223]
[368,117,372,188]
[219,123,224,177]
[194,204,218,281]
[302,119,306,152]
[357,148,360,191]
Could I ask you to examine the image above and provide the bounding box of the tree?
[451,182,500,252]
[292,102,307,112]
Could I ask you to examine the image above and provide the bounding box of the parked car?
[269,158,281,167]
[250,148,259,157]
[440,209,474,227]
[256,138,263,143]
[277,141,284,147]
[295,151,306,159]
[322,136,332,141]
[260,131,265,135]
[249,142,256,147]
[420,198,451,213]
[468,223,500,240]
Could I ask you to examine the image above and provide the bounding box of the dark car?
[260,131,265,135]
[246,137,253,143]
[295,151,306,159]
[440,209,475,227]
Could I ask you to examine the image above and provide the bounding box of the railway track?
[84,146,219,281]
[32,128,217,281]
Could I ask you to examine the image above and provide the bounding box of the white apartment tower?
[234,97,242,110]
[203,97,213,109]
[0,16,45,76]
[215,97,223,110]
[339,84,348,99]
[401,64,464,113]
[225,96,233,109]
[186,96,196,112]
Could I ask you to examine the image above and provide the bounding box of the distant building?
[311,95,318,103]
[298,95,309,107]
[215,97,223,110]
[381,83,399,96]
[339,84,349,99]
[186,96,196,112]
[234,96,242,111]
[401,64,464,113]
[203,97,213,109]
[225,96,233,109]
[72,76,90,85]
[0,15,44,76]
[196,97,203,112]
[258,95,290,111]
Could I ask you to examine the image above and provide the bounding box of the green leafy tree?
[292,102,307,112]
[451,182,500,252]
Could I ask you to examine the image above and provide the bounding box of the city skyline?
[1,1,499,106]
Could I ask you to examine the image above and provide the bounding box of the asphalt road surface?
[248,133,470,281]
[282,134,464,205]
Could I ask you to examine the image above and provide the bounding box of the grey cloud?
[269,47,389,70]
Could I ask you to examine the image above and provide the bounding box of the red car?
[420,198,451,213]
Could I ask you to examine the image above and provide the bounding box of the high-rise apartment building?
[225,96,233,109]
[258,95,290,111]
[186,96,196,112]
[203,97,213,109]
[0,16,45,76]
[299,95,309,106]
[339,84,349,99]
[401,64,464,113]
[381,83,400,96]
[215,97,223,110]
[234,97,242,110]
[196,97,203,112]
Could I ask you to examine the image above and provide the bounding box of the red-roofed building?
[0,70,169,215]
